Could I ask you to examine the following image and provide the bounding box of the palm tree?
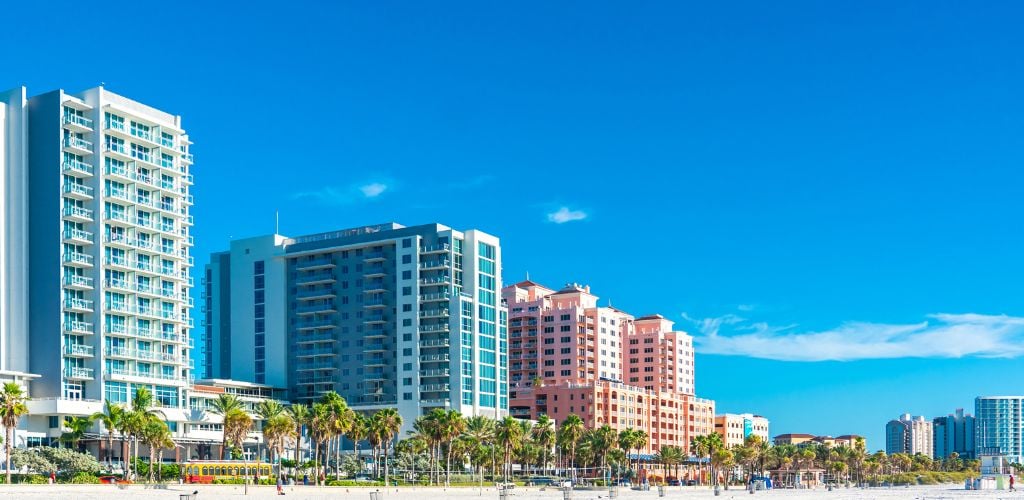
[91,400,125,468]
[60,415,94,451]
[263,414,297,471]
[286,403,310,468]
[657,445,685,483]
[308,402,332,484]
[690,435,709,485]
[208,394,243,460]
[437,409,466,486]
[124,387,156,480]
[558,414,585,480]
[463,416,495,486]
[0,382,28,484]
[141,418,173,483]
[711,447,734,486]
[348,413,369,477]
[373,408,403,486]
[223,408,254,487]
[495,416,524,483]
[531,415,555,475]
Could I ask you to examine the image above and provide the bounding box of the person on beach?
[1010,474,1015,491]
[277,475,285,495]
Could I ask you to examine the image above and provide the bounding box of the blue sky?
[6,1,1024,449]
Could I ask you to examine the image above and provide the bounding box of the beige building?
[715,413,770,448]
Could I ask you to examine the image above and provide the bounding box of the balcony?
[420,383,450,393]
[295,332,336,344]
[363,251,386,262]
[418,308,449,319]
[104,210,131,225]
[419,260,450,271]
[420,368,450,378]
[363,314,388,324]
[295,319,336,331]
[62,205,93,222]
[63,182,94,199]
[62,159,94,177]
[63,320,93,335]
[63,298,93,312]
[295,257,334,270]
[295,303,337,315]
[363,342,387,352]
[62,113,93,131]
[296,375,334,385]
[62,228,93,244]
[63,344,94,357]
[64,367,94,380]
[296,362,336,371]
[363,281,387,293]
[420,243,450,254]
[419,275,451,286]
[295,347,336,357]
[296,288,335,300]
[363,265,387,278]
[420,292,451,302]
[364,357,388,367]
[363,297,387,308]
[63,136,93,154]
[420,353,450,363]
[419,324,450,333]
[296,271,335,285]
[62,274,93,289]
[419,338,450,348]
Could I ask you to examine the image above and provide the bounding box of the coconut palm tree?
[124,387,157,480]
[0,382,28,485]
[657,445,685,483]
[208,394,243,460]
[223,408,254,486]
[141,418,173,483]
[558,414,584,480]
[373,408,403,485]
[286,403,310,468]
[308,402,333,484]
[263,414,297,471]
[531,415,555,474]
[60,415,94,451]
[495,416,524,483]
[348,413,369,476]
[463,416,495,486]
[437,409,466,486]
[91,400,125,468]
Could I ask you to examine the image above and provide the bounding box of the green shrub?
[69,472,100,484]
[325,479,385,486]
[19,475,49,484]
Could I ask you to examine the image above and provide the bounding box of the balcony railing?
[64,344,94,356]
[63,113,93,129]
[62,159,94,175]
[64,367,94,379]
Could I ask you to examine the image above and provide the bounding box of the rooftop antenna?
[275,210,280,234]
[525,271,530,280]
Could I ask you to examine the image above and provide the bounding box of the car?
[560,480,573,488]
[616,480,632,487]
[667,479,681,486]
[353,475,373,482]
[97,476,119,484]
[685,480,697,486]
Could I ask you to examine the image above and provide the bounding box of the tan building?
[714,413,770,448]
[774,433,867,450]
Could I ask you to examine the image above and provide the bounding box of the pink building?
[503,280,716,455]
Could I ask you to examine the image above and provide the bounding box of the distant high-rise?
[975,396,1024,462]
[933,408,975,460]
[886,413,933,457]
[1,86,195,406]
[204,223,507,432]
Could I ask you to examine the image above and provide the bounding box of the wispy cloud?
[293,180,389,205]
[547,206,588,224]
[682,312,1024,361]
[737,304,756,312]
[359,182,387,198]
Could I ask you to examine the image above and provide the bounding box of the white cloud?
[293,180,389,205]
[682,312,1024,361]
[547,207,588,224]
[359,182,388,198]
[737,304,756,312]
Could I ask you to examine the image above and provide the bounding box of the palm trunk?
[6,426,12,485]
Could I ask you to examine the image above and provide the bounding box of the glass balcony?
[63,182,94,199]
[62,159,94,176]
[62,113,93,130]
[64,367,94,379]
[64,344,94,357]
[62,206,94,221]
[62,252,94,267]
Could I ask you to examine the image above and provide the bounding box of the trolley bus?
[183,460,275,484]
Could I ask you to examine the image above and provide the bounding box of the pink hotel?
[504,281,715,455]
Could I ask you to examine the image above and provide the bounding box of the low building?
[509,380,714,455]
[715,413,769,448]
[773,433,816,447]
[19,379,287,465]
[773,433,865,449]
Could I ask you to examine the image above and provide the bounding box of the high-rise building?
[933,408,975,460]
[975,396,1024,463]
[715,413,770,448]
[503,280,714,455]
[886,414,933,457]
[0,86,195,406]
[204,223,507,432]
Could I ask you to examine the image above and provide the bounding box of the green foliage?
[10,448,55,473]
[17,474,49,484]
[279,458,296,468]
[68,472,100,484]
[325,479,385,486]
[230,447,243,460]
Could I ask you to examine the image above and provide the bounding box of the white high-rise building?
[1,86,195,410]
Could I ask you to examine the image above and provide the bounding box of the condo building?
[0,86,195,405]
[886,414,934,457]
[504,280,714,455]
[715,413,770,448]
[975,396,1024,463]
[204,223,507,432]
[933,408,975,460]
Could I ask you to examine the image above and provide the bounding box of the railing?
[63,228,93,241]
[63,136,93,150]
[63,320,93,333]
[420,292,451,301]
[63,113,93,129]
[419,324,450,333]
[64,367,94,379]
[63,183,94,197]
[64,298,93,310]
[64,344,94,356]
[62,275,93,288]
[420,243,450,253]
[63,206,93,219]
[62,251,93,266]
[62,159,94,175]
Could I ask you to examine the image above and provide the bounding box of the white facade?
[715,413,771,448]
[0,86,195,419]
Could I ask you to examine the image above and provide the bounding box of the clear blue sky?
[7,1,1024,450]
